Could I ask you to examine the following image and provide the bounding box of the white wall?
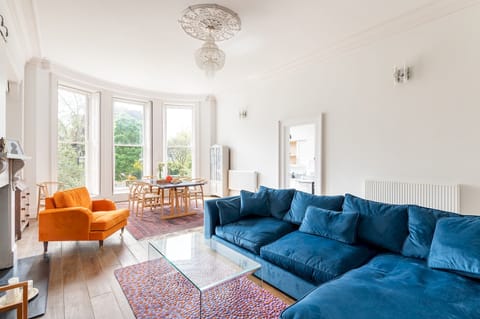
[216,6,480,214]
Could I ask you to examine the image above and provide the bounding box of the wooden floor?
[16,219,294,319]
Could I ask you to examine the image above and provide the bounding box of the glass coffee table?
[148,232,261,318]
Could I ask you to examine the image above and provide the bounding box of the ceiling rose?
[179,4,241,78]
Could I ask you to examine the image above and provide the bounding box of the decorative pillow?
[428,217,480,279]
[299,206,359,244]
[402,205,459,260]
[342,193,408,253]
[240,190,270,217]
[283,191,344,225]
[216,197,242,225]
[258,185,295,219]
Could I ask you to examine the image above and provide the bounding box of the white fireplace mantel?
[0,153,29,269]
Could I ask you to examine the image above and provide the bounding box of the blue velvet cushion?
[342,193,408,253]
[299,206,359,244]
[402,205,459,260]
[283,191,344,225]
[215,217,296,255]
[260,231,376,285]
[240,190,270,217]
[216,197,242,225]
[280,254,480,319]
[258,185,295,219]
[428,217,480,279]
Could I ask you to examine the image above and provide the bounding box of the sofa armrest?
[204,196,239,239]
[38,207,93,241]
[92,199,117,211]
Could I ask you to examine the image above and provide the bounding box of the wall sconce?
[393,64,411,84]
[239,109,247,119]
[0,14,8,43]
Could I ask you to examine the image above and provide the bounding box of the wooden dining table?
[145,179,207,220]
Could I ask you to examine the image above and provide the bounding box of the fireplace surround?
[0,153,28,269]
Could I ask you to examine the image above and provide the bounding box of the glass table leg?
[199,290,203,319]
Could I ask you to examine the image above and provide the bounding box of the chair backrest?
[133,181,148,194]
[51,186,93,210]
[38,181,64,197]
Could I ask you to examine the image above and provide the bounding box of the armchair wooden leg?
[99,240,104,248]
[43,241,48,253]
[120,227,125,236]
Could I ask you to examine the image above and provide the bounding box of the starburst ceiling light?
[179,4,241,78]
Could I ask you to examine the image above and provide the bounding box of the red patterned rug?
[118,202,204,240]
[114,258,288,319]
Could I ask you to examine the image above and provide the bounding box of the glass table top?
[148,232,261,292]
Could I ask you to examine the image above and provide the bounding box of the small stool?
[36,181,64,218]
[0,281,28,319]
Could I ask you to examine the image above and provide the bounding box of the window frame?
[112,97,151,194]
[54,83,100,194]
[163,103,198,178]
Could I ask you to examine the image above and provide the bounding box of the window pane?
[57,88,87,189]
[114,101,144,145]
[113,100,145,191]
[114,145,143,180]
[166,107,192,177]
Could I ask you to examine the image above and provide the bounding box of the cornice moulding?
[27,58,208,103]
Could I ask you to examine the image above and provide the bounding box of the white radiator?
[228,170,258,194]
[364,180,460,212]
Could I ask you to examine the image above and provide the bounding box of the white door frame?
[278,114,323,194]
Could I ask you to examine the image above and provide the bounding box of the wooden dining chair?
[173,177,206,210]
[0,281,28,319]
[36,181,64,218]
[127,181,141,212]
[189,178,206,208]
[135,181,162,219]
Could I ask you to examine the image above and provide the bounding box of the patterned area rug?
[114,259,288,319]
[118,202,204,240]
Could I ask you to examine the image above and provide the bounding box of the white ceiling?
[32,0,440,95]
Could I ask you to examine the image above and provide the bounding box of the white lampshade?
[195,36,225,78]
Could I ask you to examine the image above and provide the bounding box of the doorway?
[279,117,322,194]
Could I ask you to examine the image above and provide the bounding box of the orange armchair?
[38,186,129,252]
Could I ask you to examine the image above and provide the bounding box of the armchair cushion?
[92,199,117,211]
[91,210,130,231]
[53,186,92,210]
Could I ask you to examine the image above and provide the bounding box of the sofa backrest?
[52,186,93,210]
[343,193,409,253]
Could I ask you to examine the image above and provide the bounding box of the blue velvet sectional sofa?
[204,186,480,318]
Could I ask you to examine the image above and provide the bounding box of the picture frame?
[6,139,24,156]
